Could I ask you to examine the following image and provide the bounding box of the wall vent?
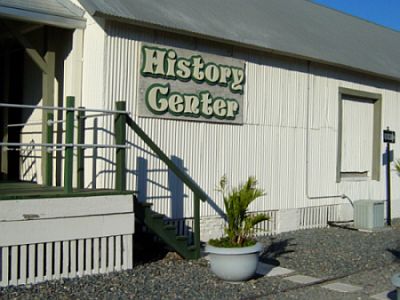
[353,200,384,230]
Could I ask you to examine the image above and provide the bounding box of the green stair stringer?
[134,199,198,260]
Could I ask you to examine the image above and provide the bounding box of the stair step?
[187,245,197,252]
[151,213,164,219]
[135,202,200,259]
[164,224,176,231]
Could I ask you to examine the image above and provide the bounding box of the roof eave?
[96,12,400,84]
[0,6,86,29]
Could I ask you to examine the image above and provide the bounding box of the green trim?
[372,95,382,181]
[0,181,132,201]
[64,96,75,193]
[193,194,201,259]
[45,112,54,186]
[336,90,343,183]
[115,101,127,192]
[337,88,382,182]
[77,108,85,189]
[338,87,381,100]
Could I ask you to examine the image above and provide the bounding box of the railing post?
[92,118,98,189]
[45,112,53,186]
[115,101,126,192]
[194,194,201,259]
[77,108,85,189]
[64,96,74,193]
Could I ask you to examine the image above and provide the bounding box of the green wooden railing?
[60,99,207,258]
[120,102,208,259]
[1,98,208,259]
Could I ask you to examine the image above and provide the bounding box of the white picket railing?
[299,204,340,229]
[0,194,135,287]
[0,235,133,286]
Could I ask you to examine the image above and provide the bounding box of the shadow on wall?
[135,155,196,218]
[133,154,227,243]
[135,154,225,219]
[86,129,226,222]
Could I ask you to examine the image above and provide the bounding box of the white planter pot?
[205,242,263,282]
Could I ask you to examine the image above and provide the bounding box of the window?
[337,88,382,182]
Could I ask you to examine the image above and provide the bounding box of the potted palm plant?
[205,175,269,282]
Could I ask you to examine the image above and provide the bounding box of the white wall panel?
[84,20,400,220]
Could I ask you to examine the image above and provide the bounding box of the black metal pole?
[386,141,392,226]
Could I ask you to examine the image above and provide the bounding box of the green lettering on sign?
[139,43,245,124]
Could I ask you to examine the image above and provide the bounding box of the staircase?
[134,199,198,259]
[121,104,208,260]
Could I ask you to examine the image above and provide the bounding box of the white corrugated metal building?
[2,0,400,240]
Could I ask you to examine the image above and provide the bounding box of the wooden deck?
[0,181,133,200]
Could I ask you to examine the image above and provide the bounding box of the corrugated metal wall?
[81,20,400,220]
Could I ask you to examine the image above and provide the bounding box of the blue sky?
[312,0,400,32]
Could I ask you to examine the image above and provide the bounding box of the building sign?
[383,129,395,143]
[138,43,245,124]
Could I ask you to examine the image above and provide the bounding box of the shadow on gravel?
[259,237,295,266]
[133,229,169,266]
[387,248,400,261]
[385,290,397,300]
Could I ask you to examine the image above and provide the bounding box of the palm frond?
[217,175,269,246]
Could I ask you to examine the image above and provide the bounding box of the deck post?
[64,97,75,193]
[45,112,54,186]
[194,194,201,259]
[115,101,126,192]
[77,108,85,189]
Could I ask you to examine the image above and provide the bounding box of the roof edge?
[97,12,400,84]
[0,5,86,29]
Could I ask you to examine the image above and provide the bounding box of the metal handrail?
[0,142,127,149]
[0,102,130,115]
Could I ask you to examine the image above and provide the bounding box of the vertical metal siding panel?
[308,63,399,211]
[102,22,400,222]
[381,87,400,217]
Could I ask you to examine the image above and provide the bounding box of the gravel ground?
[1,222,400,300]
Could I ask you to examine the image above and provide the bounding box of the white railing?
[299,204,340,229]
[0,235,133,286]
